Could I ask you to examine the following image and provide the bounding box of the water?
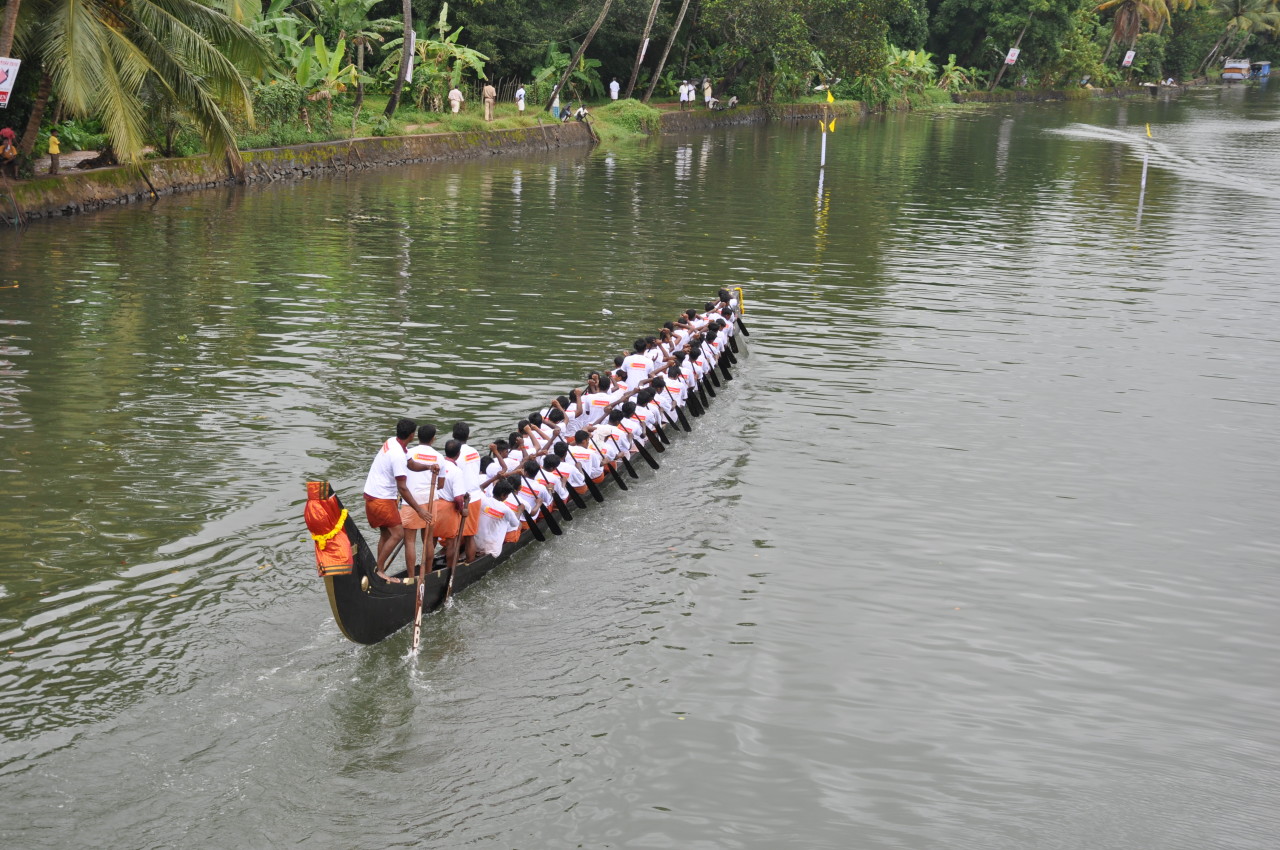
[2,84,1278,848]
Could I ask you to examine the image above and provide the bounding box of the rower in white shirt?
[476,481,521,557]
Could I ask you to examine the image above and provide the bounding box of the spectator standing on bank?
[0,129,17,179]
[703,77,713,108]
[678,81,689,110]
[448,86,464,114]
[515,83,526,113]
[609,78,620,100]
[47,131,61,175]
[483,82,497,120]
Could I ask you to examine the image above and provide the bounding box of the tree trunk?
[989,12,1033,91]
[18,71,51,157]
[0,0,20,58]
[643,0,692,103]
[384,0,413,118]
[354,41,366,112]
[1102,33,1117,64]
[547,0,613,113]
[1197,30,1229,75]
[678,0,701,77]
[624,0,662,99]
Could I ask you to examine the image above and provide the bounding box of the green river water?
[1,85,1277,848]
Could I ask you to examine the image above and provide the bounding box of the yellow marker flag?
[826,89,834,103]
[829,119,836,132]
[1146,123,1152,138]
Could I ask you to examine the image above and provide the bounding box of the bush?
[370,115,403,137]
[591,99,662,135]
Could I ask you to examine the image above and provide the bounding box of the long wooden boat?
[304,303,750,645]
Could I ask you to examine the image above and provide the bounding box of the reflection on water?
[1,87,1278,848]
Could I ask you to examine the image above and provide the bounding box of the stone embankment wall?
[657,102,864,134]
[11,121,592,221]
[952,83,1200,104]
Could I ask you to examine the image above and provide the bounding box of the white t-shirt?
[570,444,603,480]
[515,87,526,105]
[448,88,463,104]
[610,80,620,99]
[457,442,483,499]
[363,437,408,499]
[582,392,612,425]
[622,352,651,379]
[404,444,442,504]
[435,460,465,502]
[556,457,582,489]
[476,495,520,557]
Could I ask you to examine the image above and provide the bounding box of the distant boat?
[1251,61,1271,79]
[1222,59,1251,81]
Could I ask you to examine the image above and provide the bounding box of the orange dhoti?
[363,495,401,528]
[431,499,463,539]
[462,499,480,536]
[399,503,436,530]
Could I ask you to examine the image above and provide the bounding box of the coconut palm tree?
[1198,0,1280,73]
[1096,0,1172,61]
[8,0,270,167]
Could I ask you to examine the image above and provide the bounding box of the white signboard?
[0,58,21,109]
[1004,47,1021,66]
[1122,50,1136,68]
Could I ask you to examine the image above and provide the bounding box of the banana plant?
[296,35,366,122]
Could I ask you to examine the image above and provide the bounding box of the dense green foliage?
[2,0,1279,166]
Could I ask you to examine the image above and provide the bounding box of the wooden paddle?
[444,494,469,602]
[538,468,575,521]
[410,469,438,654]
[665,388,693,430]
[631,428,661,470]
[567,447,606,502]
[589,435,630,490]
[518,473,561,535]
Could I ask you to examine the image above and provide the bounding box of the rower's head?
[667,365,681,379]
[650,376,666,391]
[493,439,509,456]
[452,421,470,441]
[492,479,514,500]
[480,456,494,475]
[548,407,565,425]
[614,355,625,368]
[522,459,540,478]
[556,394,571,409]
[663,320,675,332]
[685,308,698,321]
[396,418,417,440]
[645,336,657,349]
[721,307,733,319]
[633,338,646,354]
[718,288,731,302]
[517,419,530,434]
[529,411,544,427]
[542,455,559,472]
[622,401,637,417]
[608,409,624,425]
[673,351,687,365]
[637,388,655,406]
[444,439,461,460]
[574,430,590,446]
[614,369,626,383]
[508,431,522,450]
[553,442,569,459]
[417,423,437,444]
[704,301,716,312]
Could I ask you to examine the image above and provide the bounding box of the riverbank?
[2,89,1167,223]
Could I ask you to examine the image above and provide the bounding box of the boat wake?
[1050,123,1280,201]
